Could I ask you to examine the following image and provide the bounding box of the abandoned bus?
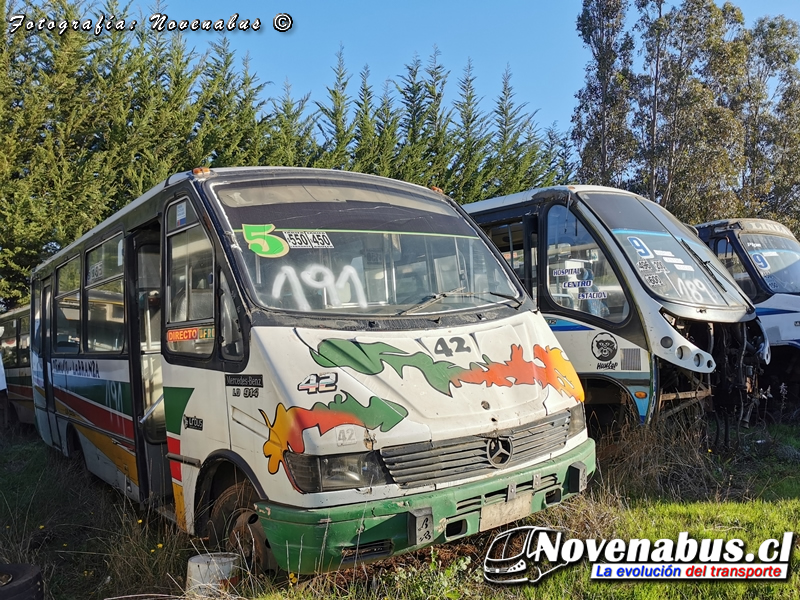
[0,305,33,426]
[30,167,594,574]
[465,185,770,429]
[695,218,800,403]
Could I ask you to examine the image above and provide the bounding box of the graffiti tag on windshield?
[271,264,367,311]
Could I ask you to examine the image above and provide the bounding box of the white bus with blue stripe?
[465,186,770,434]
[695,218,800,407]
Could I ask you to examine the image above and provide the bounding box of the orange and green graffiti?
[259,392,407,474]
[311,339,584,402]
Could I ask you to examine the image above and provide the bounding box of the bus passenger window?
[86,235,125,352]
[167,199,214,356]
[19,316,30,366]
[546,205,629,323]
[715,239,757,300]
[0,319,17,368]
[488,223,525,286]
[32,279,41,353]
[55,257,81,353]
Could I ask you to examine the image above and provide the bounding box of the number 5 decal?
[242,224,290,258]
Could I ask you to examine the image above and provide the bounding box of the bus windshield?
[740,233,800,295]
[211,179,520,316]
[580,191,749,308]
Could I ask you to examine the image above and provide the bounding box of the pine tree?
[395,55,429,185]
[419,48,456,190]
[373,81,401,178]
[351,66,379,174]
[314,47,355,170]
[485,68,539,197]
[263,81,318,167]
[448,60,491,204]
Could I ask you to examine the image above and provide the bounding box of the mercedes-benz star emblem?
[486,437,514,467]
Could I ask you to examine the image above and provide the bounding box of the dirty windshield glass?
[211,179,519,316]
[580,191,749,308]
[740,234,800,295]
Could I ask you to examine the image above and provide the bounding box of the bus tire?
[208,481,280,576]
[0,563,44,600]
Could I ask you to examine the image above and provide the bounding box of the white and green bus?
[31,167,594,574]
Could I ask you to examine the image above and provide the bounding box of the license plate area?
[479,491,533,532]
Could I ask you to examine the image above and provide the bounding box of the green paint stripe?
[164,387,194,435]
[232,227,478,240]
[60,379,133,416]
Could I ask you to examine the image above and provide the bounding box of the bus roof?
[463,185,642,216]
[31,167,456,277]
[694,218,796,240]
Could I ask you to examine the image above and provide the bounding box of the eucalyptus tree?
[633,0,744,222]
[572,0,636,187]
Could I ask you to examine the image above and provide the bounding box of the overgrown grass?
[0,426,194,599]
[1,417,798,600]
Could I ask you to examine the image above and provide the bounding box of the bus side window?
[55,257,81,354]
[167,200,215,356]
[546,205,629,323]
[32,279,41,353]
[19,316,30,366]
[715,238,757,300]
[219,273,243,360]
[0,319,18,368]
[86,234,125,352]
[488,222,525,286]
[529,221,538,303]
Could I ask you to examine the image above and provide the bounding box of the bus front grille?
[380,411,570,488]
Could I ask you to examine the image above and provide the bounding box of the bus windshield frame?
[206,176,522,317]
[577,190,752,310]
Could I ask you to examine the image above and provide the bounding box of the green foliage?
[4,0,800,309]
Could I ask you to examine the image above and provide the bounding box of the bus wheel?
[209,481,280,576]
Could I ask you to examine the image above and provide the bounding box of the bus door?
[128,225,172,505]
[536,203,650,423]
[39,280,62,448]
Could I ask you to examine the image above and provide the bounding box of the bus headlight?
[568,403,586,438]
[284,451,392,493]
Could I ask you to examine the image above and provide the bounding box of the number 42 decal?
[434,336,471,357]
[297,372,338,394]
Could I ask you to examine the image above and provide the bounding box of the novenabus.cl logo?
[483,526,568,584]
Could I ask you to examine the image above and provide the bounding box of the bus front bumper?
[255,438,595,574]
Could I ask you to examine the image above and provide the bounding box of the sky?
[104,0,800,133]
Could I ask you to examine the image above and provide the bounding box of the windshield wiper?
[483,290,524,308]
[399,287,466,315]
[679,238,727,293]
[399,288,523,315]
